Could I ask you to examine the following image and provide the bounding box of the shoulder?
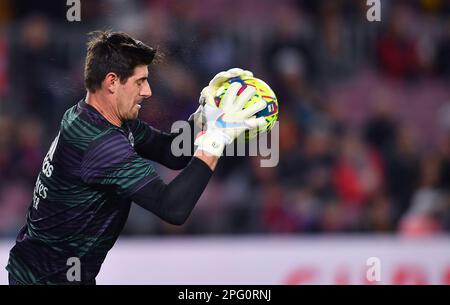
[126,118,152,134]
[60,101,128,151]
[80,128,137,180]
[125,119,155,146]
[84,128,133,159]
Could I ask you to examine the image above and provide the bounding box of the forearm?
[131,156,214,225]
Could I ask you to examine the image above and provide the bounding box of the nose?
[141,80,152,98]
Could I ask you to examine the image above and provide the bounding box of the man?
[6,31,266,284]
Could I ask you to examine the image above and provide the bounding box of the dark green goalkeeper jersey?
[6,99,160,284]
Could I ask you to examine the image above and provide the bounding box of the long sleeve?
[129,119,196,170]
[130,157,213,225]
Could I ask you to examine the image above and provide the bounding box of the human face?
[116,65,152,121]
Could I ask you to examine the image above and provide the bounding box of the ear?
[104,72,119,94]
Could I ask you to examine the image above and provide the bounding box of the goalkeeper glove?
[190,68,253,129]
[194,82,266,157]
[200,67,253,106]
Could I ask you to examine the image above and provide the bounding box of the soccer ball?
[215,76,279,140]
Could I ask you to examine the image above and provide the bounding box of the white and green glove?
[189,68,254,128]
[200,67,253,106]
[194,82,267,157]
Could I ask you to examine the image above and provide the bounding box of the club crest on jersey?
[128,132,135,147]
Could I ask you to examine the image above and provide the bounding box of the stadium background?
[0,0,449,284]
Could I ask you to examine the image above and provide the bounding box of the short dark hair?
[84,31,157,92]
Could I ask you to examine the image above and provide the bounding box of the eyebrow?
[136,76,148,82]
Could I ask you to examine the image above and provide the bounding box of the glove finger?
[199,89,206,106]
[189,105,201,121]
[201,87,219,106]
[244,117,267,129]
[211,69,252,86]
[225,68,244,77]
[203,103,222,118]
[238,100,267,119]
[193,106,208,130]
[209,71,227,86]
[221,82,242,112]
[240,70,254,78]
[226,68,254,79]
[210,71,235,88]
[233,85,256,111]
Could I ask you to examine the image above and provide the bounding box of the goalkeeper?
[6,31,266,285]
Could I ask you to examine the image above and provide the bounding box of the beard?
[118,98,141,121]
[127,105,140,120]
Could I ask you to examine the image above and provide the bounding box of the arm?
[130,74,264,225]
[132,119,196,170]
[81,129,218,226]
[131,154,216,226]
[130,85,264,225]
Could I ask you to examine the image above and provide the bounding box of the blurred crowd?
[0,0,449,237]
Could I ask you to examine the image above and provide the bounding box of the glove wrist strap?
[194,130,229,157]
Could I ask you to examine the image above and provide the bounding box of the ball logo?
[266,102,277,115]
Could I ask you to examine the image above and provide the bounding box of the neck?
[86,91,122,127]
